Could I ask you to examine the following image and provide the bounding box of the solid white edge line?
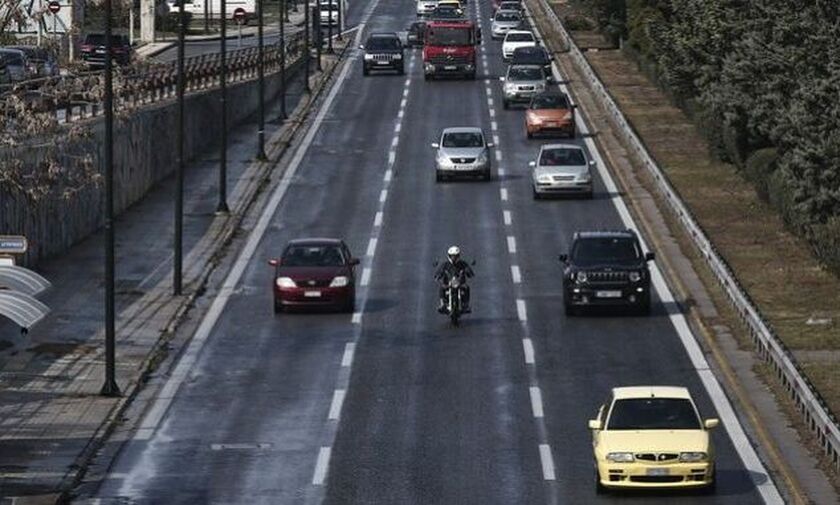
[312,446,332,485]
[538,444,556,481]
[516,299,527,322]
[328,389,346,420]
[529,387,544,418]
[341,342,356,366]
[522,338,535,364]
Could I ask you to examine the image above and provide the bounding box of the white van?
[167,0,257,24]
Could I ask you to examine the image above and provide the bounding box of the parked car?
[81,33,132,68]
[8,46,59,78]
[416,0,437,17]
[432,126,493,182]
[525,91,575,138]
[361,32,404,75]
[530,143,593,199]
[406,21,427,47]
[0,48,34,82]
[502,30,536,60]
[589,386,718,493]
[490,9,521,39]
[511,45,552,75]
[500,64,550,109]
[269,238,359,313]
[559,229,656,314]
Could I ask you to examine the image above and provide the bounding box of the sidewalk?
[135,10,307,60]
[0,41,349,503]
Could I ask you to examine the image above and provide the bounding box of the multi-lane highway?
[81,0,785,503]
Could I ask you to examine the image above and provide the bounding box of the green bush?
[743,148,778,202]
[808,218,840,277]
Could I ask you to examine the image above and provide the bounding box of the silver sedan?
[432,127,494,182]
[491,10,522,39]
[530,143,594,198]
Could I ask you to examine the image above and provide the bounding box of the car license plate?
[444,65,457,70]
[646,468,669,476]
[96,49,106,54]
[377,61,389,65]
[595,290,622,298]
[304,290,322,298]
[456,165,472,171]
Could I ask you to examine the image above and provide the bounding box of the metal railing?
[532,0,840,471]
[0,31,305,126]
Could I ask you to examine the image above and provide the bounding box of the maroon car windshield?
[426,26,474,46]
[282,245,345,267]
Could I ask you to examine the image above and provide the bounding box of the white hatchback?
[502,30,536,61]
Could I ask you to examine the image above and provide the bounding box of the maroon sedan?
[269,238,360,313]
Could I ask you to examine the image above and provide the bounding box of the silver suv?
[432,127,493,182]
[501,64,550,109]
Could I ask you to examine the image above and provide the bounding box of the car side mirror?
[704,418,719,430]
[498,76,505,82]
[486,142,494,148]
[589,160,596,165]
[528,160,536,167]
[350,258,361,266]
[359,44,365,50]
[546,76,554,84]
[645,252,656,261]
[268,259,279,266]
[588,419,602,430]
[558,253,568,263]
[431,142,440,148]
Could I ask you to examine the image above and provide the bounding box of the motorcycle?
[443,274,466,326]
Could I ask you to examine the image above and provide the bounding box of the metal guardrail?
[0,31,305,126]
[531,0,840,471]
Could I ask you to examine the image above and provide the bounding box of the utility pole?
[337,0,342,41]
[256,0,266,160]
[217,0,229,213]
[174,0,186,295]
[101,0,121,398]
[279,0,287,120]
[314,3,321,71]
[326,1,333,54]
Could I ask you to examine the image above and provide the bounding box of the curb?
[54,42,350,505]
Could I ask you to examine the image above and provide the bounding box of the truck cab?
[423,20,481,80]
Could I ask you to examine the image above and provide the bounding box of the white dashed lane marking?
[511,265,521,284]
[366,237,378,257]
[516,299,527,321]
[522,338,535,364]
[503,210,512,226]
[360,267,372,287]
[328,389,346,420]
[539,444,556,481]
[341,342,356,366]
[312,447,332,485]
[500,188,508,201]
[529,387,544,418]
[379,189,388,203]
[374,211,383,227]
[507,236,517,254]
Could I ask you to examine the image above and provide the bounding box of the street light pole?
[314,3,322,71]
[174,0,186,296]
[327,1,333,54]
[279,0,287,120]
[101,0,121,398]
[303,0,310,93]
[337,0,342,41]
[256,0,266,160]
[217,0,229,213]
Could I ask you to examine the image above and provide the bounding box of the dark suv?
[361,33,404,75]
[81,33,132,68]
[559,230,655,315]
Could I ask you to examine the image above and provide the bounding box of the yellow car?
[589,386,719,493]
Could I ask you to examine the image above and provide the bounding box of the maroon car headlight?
[329,276,349,288]
[275,277,297,288]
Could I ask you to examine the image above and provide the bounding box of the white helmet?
[447,245,461,262]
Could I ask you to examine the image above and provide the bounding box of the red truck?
[423,20,481,80]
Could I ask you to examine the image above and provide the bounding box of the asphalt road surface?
[81,0,785,503]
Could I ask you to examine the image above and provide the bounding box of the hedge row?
[575,0,840,276]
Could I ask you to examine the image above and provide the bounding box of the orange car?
[525,91,576,138]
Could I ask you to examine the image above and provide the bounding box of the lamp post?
[217,0,229,213]
[101,0,121,398]
[174,0,186,296]
[256,0,266,160]
[314,3,321,71]
[327,1,333,54]
[279,0,287,120]
[303,0,310,93]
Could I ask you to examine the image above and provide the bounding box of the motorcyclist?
[435,245,474,313]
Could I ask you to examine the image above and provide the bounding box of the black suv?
[81,33,132,68]
[361,33,404,76]
[559,230,655,315]
[511,46,552,76]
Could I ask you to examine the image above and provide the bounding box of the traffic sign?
[233,7,246,22]
[48,1,60,13]
[0,236,28,255]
